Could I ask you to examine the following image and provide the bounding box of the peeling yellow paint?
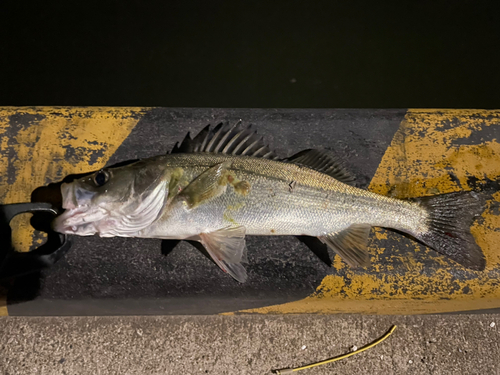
[332,254,346,271]
[0,106,144,315]
[373,228,388,241]
[8,213,39,252]
[233,109,500,315]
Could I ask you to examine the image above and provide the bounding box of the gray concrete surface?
[1,314,499,375]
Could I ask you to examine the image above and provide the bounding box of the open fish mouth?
[52,205,107,236]
[52,182,106,235]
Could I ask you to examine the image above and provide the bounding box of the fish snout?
[51,206,96,235]
[61,183,97,209]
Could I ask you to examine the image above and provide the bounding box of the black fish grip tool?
[0,203,71,280]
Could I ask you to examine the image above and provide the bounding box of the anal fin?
[199,226,248,283]
[318,224,372,268]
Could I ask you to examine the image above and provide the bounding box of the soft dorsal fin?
[318,224,372,268]
[171,122,278,159]
[285,149,356,186]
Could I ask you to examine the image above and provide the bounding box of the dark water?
[1,1,499,108]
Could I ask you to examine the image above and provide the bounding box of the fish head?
[53,160,169,237]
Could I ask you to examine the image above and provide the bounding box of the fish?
[52,122,487,282]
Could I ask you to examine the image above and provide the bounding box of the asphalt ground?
[1,314,499,375]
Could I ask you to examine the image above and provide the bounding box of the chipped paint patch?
[232,109,500,315]
[0,106,145,315]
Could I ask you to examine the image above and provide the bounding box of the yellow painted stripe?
[232,109,500,315]
[0,107,145,316]
[0,285,7,316]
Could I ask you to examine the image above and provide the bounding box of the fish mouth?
[52,205,106,236]
[53,182,106,235]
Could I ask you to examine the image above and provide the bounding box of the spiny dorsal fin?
[318,224,372,268]
[285,149,356,186]
[170,121,278,159]
[171,124,210,154]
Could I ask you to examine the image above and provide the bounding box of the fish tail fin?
[412,191,486,271]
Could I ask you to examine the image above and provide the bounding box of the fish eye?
[93,169,109,187]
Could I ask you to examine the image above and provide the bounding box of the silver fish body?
[53,124,486,282]
[136,153,425,238]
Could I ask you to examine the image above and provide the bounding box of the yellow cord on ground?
[274,325,397,374]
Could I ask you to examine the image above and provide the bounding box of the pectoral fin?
[318,224,372,268]
[177,162,230,209]
[199,226,248,283]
